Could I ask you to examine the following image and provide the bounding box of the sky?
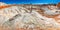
[0,0,60,4]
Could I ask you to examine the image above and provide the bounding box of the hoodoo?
[57,2,60,9]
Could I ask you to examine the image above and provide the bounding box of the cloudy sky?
[0,0,60,4]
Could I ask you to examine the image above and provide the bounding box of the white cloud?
[32,3,50,5]
[0,2,8,6]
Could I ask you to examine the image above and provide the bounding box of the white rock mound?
[0,2,60,30]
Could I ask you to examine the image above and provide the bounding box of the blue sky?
[0,0,60,4]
